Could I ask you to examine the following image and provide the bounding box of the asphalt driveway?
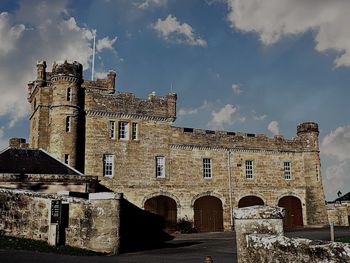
[1,227,350,263]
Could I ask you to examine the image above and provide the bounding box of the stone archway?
[193,196,223,232]
[238,195,264,208]
[144,195,177,232]
[278,195,303,229]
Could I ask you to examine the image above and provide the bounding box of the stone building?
[27,60,328,231]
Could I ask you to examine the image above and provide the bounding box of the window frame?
[203,158,212,179]
[103,154,114,178]
[64,154,70,165]
[109,121,116,139]
[284,161,292,180]
[131,122,138,140]
[66,87,72,102]
[118,121,129,140]
[65,116,71,132]
[245,160,253,180]
[155,156,165,178]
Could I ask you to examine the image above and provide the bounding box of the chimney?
[9,138,29,148]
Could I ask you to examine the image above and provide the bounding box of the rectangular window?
[66,116,71,132]
[109,121,115,139]
[203,158,212,179]
[118,121,129,140]
[64,154,70,165]
[245,160,253,179]
[132,123,138,140]
[284,161,291,180]
[156,156,165,178]
[103,154,114,178]
[66,88,72,102]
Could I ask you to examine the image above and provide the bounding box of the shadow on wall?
[119,199,174,253]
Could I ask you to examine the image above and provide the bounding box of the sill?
[156,176,166,179]
[204,177,212,180]
[104,175,113,179]
[246,178,254,180]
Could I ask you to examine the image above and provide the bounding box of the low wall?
[327,204,349,226]
[246,234,350,262]
[0,188,121,254]
[234,205,350,263]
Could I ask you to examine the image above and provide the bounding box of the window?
[245,160,253,179]
[65,116,71,132]
[109,121,115,139]
[284,161,291,180]
[118,121,129,140]
[33,98,37,110]
[64,154,70,165]
[67,87,72,102]
[132,123,138,140]
[156,156,165,178]
[203,158,212,179]
[103,154,114,177]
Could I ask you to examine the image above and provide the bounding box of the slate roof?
[333,192,350,203]
[0,148,81,175]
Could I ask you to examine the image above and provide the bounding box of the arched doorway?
[278,196,303,229]
[238,196,264,208]
[194,196,223,232]
[144,195,177,232]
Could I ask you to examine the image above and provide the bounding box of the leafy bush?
[176,218,197,234]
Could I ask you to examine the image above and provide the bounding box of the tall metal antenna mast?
[91,31,96,80]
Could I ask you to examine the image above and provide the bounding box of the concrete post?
[233,205,285,263]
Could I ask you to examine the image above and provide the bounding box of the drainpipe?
[227,150,234,230]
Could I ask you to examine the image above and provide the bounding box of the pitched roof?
[333,192,350,203]
[0,148,81,175]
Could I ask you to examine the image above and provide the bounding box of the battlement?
[51,60,83,83]
[83,70,116,94]
[297,122,319,135]
[85,89,177,121]
[170,122,319,152]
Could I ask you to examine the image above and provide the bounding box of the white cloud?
[0,0,116,127]
[227,0,350,67]
[94,71,109,79]
[153,14,207,47]
[323,161,350,201]
[0,127,7,150]
[252,110,267,121]
[268,121,279,135]
[178,101,209,116]
[136,0,168,9]
[322,125,350,161]
[208,104,243,130]
[96,36,117,53]
[232,83,242,95]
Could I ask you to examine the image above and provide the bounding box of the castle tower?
[27,61,50,149]
[49,60,84,172]
[297,122,328,225]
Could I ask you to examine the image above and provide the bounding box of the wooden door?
[278,196,303,229]
[194,196,223,232]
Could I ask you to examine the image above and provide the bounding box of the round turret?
[297,122,319,135]
[51,60,83,84]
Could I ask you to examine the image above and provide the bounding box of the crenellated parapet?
[170,122,319,152]
[83,70,116,94]
[85,89,177,121]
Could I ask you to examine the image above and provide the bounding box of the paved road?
[1,227,350,263]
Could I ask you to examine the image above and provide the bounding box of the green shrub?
[176,218,197,234]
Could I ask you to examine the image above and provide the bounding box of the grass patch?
[0,235,106,256]
[336,236,350,243]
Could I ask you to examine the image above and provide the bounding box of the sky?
[0,0,349,200]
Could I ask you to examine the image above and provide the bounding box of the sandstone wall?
[0,188,122,254]
[246,234,350,262]
[327,204,349,226]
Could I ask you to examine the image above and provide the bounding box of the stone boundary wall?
[246,234,350,262]
[234,206,350,263]
[0,188,121,254]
